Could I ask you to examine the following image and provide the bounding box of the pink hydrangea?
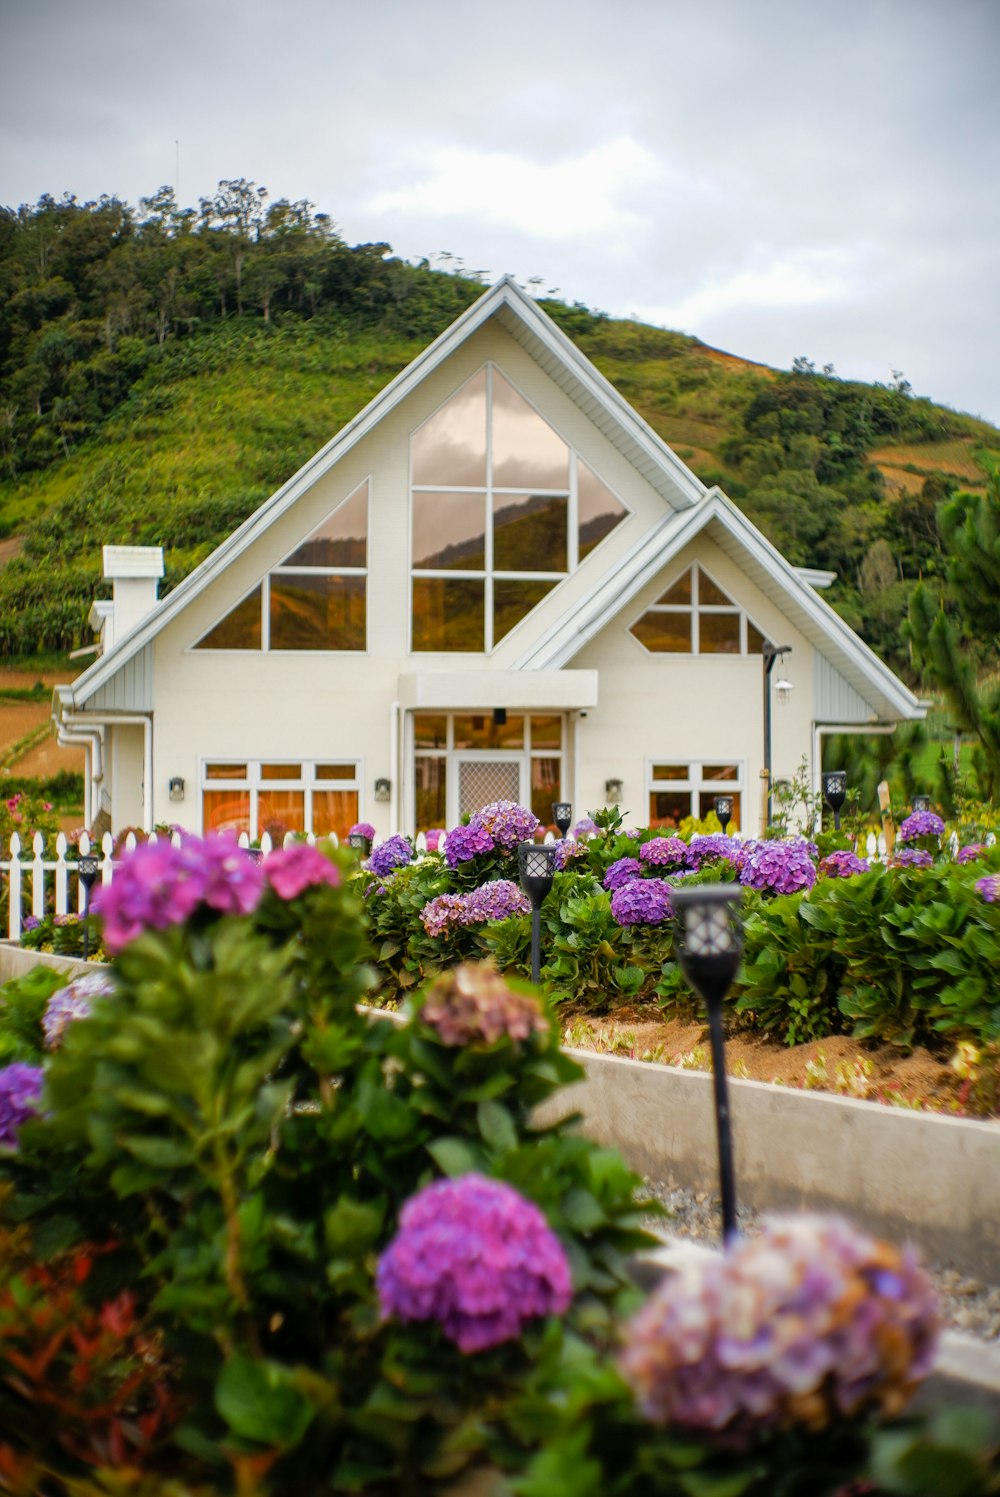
[420,893,471,937]
[444,822,495,867]
[264,843,341,900]
[817,850,870,880]
[193,834,265,915]
[93,839,207,952]
[418,963,548,1047]
[463,880,531,925]
[739,839,817,896]
[349,822,376,840]
[640,837,688,870]
[424,829,446,852]
[377,1174,572,1353]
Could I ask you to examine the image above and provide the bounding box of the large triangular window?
[410,366,628,652]
[630,564,766,655]
[194,481,368,651]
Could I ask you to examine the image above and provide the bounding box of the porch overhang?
[397,669,599,711]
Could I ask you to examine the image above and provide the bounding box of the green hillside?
[1,184,998,677]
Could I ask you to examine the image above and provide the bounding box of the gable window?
[630,564,766,655]
[201,760,360,839]
[648,760,743,830]
[194,481,368,651]
[411,366,627,652]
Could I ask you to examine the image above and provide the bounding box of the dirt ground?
[0,667,86,825]
[562,1006,974,1115]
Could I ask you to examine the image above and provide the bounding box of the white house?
[53,277,924,842]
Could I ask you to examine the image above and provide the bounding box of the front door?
[453,753,524,823]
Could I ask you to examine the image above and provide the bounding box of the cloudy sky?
[3,0,998,423]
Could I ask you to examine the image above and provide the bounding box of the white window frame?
[411,712,566,829]
[646,757,746,826]
[628,563,765,657]
[199,758,363,836]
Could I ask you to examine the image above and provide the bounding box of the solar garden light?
[552,801,572,837]
[912,794,932,813]
[77,853,100,961]
[347,831,371,857]
[823,770,848,831]
[671,883,744,1247]
[713,794,734,829]
[518,842,558,985]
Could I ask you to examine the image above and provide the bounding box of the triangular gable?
[513,488,926,724]
[65,277,705,709]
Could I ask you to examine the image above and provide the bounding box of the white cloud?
[636,247,864,331]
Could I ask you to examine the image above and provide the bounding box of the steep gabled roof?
[63,276,705,709]
[513,488,925,724]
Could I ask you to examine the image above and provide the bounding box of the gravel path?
[641,1176,1000,1345]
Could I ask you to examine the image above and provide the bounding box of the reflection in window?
[648,760,744,831]
[201,760,360,839]
[411,366,629,652]
[630,565,764,656]
[452,714,524,750]
[195,483,368,652]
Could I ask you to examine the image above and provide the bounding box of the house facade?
[53,278,924,842]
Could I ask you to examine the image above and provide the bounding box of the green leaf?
[426,1135,483,1177]
[215,1354,316,1448]
[476,1098,517,1154]
[324,1195,384,1254]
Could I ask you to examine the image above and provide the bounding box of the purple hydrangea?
[610,877,673,926]
[419,964,548,1047]
[957,843,987,864]
[899,810,945,843]
[619,1214,939,1441]
[686,834,742,870]
[190,834,265,916]
[573,817,600,839]
[603,857,643,892]
[0,1063,44,1148]
[42,971,116,1048]
[444,822,496,867]
[892,848,933,870]
[554,839,587,871]
[22,915,41,933]
[420,892,470,937]
[265,843,341,900]
[349,822,376,840]
[366,835,414,878]
[377,1173,572,1353]
[976,873,1000,904]
[463,880,531,925]
[93,839,207,953]
[739,839,817,896]
[640,837,688,870]
[470,800,540,850]
[817,849,870,880]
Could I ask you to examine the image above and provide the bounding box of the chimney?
[99,546,165,651]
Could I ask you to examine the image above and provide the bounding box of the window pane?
[205,763,247,780]
[491,371,568,489]
[315,764,357,781]
[531,756,561,831]
[702,764,740,782]
[747,621,765,654]
[195,587,261,649]
[270,574,365,650]
[699,573,735,606]
[656,571,691,606]
[651,764,689,782]
[699,790,742,831]
[203,789,250,835]
[261,763,301,780]
[699,613,741,653]
[412,577,484,651]
[578,460,627,558]
[282,482,367,567]
[493,492,567,572]
[415,755,447,830]
[412,491,486,570]
[631,610,691,652]
[494,579,556,643]
[649,790,692,828]
[412,368,487,486]
[414,715,448,749]
[312,789,359,838]
[530,715,562,749]
[258,790,305,839]
[453,714,524,749]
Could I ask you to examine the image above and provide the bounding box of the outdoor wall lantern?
[713,794,734,827]
[77,853,100,961]
[672,883,744,1245]
[823,770,848,831]
[168,776,185,803]
[374,777,391,803]
[762,643,792,825]
[552,802,572,837]
[912,794,932,813]
[518,842,557,984]
[605,777,624,803]
[347,832,371,857]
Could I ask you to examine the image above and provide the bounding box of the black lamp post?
[518,842,557,984]
[552,802,572,837]
[912,794,932,813]
[823,770,847,831]
[77,853,100,961]
[762,642,792,827]
[713,794,734,829]
[347,832,371,858]
[672,884,744,1246]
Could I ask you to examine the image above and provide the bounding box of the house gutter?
[812,721,898,816]
[388,700,400,835]
[60,710,154,833]
[52,715,104,825]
